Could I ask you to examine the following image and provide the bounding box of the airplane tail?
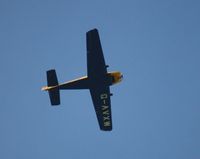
[43,69,60,105]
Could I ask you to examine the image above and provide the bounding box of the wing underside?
[87,29,107,78]
[90,87,112,131]
[87,29,112,131]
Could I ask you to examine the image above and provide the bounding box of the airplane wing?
[87,29,112,131]
[87,29,107,78]
[90,86,112,131]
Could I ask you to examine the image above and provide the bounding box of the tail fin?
[46,69,60,105]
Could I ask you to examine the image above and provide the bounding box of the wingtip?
[87,28,98,34]
[92,28,98,31]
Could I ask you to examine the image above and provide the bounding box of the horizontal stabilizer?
[48,89,60,105]
[46,69,60,105]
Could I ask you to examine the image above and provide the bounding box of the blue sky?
[0,0,200,158]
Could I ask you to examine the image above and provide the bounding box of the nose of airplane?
[120,74,123,80]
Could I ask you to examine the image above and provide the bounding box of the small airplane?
[42,29,123,131]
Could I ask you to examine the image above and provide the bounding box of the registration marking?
[100,93,111,127]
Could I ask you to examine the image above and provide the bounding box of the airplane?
[42,29,123,131]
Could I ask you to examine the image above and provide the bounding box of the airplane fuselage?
[43,71,123,91]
